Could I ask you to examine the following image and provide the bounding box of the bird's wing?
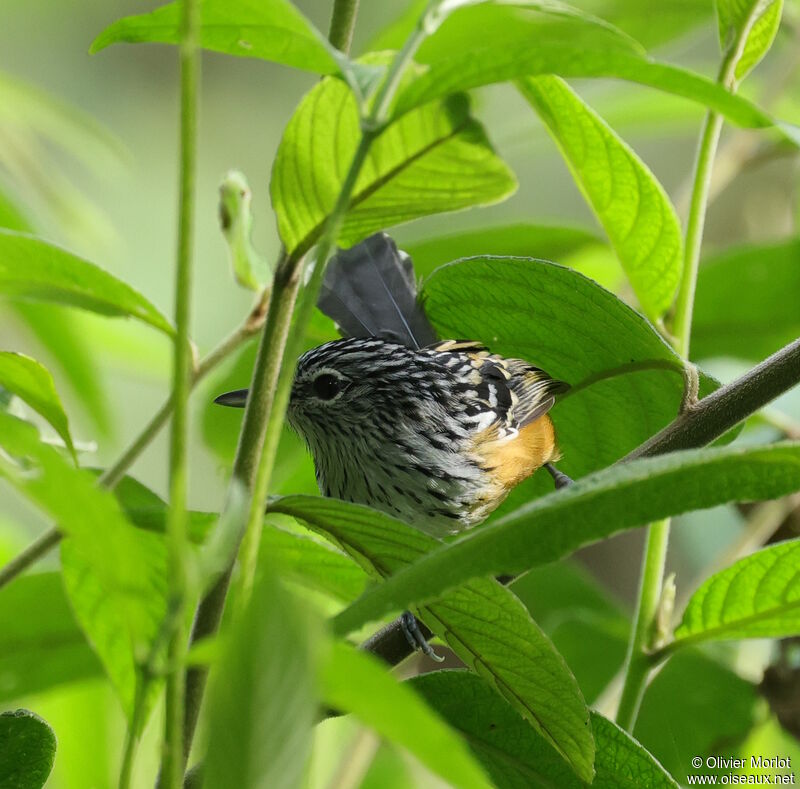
[318,233,438,350]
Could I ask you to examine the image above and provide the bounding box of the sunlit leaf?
[271,84,516,258]
[0,573,101,703]
[0,413,168,720]
[0,352,76,461]
[329,443,800,636]
[0,230,173,335]
[0,710,56,789]
[392,2,791,138]
[412,671,677,788]
[204,564,316,789]
[268,495,595,782]
[518,76,682,320]
[421,257,719,500]
[716,0,783,82]
[693,239,800,361]
[673,539,800,647]
[91,0,340,75]
[321,644,491,789]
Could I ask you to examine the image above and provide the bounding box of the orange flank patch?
[476,415,559,491]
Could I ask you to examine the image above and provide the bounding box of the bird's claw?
[400,611,445,662]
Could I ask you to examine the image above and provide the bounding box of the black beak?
[214,388,249,408]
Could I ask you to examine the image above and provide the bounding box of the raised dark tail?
[318,233,438,350]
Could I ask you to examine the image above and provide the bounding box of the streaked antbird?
[216,233,569,537]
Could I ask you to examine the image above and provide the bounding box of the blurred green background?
[2,0,800,786]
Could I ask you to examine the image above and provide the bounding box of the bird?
[215,232,570,538]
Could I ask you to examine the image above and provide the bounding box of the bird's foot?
[400,611,444,662]
[545,462,574,489]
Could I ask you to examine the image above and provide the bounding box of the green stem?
[616,518,670,731]
[162,0,200,784]
[179,0,439,769]
[328,0,360,53]
[617,30,748,732]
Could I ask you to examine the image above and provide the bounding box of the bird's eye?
[311,373,341,401]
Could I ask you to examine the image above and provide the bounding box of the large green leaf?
[0,230,173,335]
[321,644,491,789]
[391,2,790,136]
[693,239,800,361]
[91,0,340,75]
[716,0,783,82]
[421,257,717,496]
[411,671,677,789]
[0,352,76,460]
[518,76,682,320]
[268,496,595,782]
[672,539,800,647]
[0,573,101,703]
[271,85,516,258]
[329,443,800,636]
[0,413,168,720]
[204,565,316,789]
[0,710,56,789]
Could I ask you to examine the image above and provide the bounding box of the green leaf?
[0,710,56,789]
[716,0,783,82]
[91,0,340,75]
[0,230,173,335]
[204,564,316,789]
[329,443,800,636]
[693,239,800,361]
[672,539,800,647]
[271,86,516,258]
[404,223,603,280]
[421,257,718,495]
[0,573,101,703]
[320,644,491,789]
[518,76,682,320]
[411,671,677,788]
[0,352,76,461]
[262,521,368,603]
[268,495,595,783]
[0,413,168,720]
[634,650,759,783]
[392,2,790,136]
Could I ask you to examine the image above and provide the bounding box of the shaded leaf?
[0,573,101,703]
[421,257,719,497]
[518,76,682,320]
[411,671,677,788]
[634,651,759,783]
[693,239,800,361]
[204,564,316,789]
[271,85,516,258]
[268,496,594,782]
[0,230,173,335]
[392,2,790,137]
[673,539,800,647]
[403,223,603,280]
[329,443,800,636]
[0,710,56,789]
[0,413,168,720]
[0,352,76,460]
[716,0,783,82]
[321,644,491,789]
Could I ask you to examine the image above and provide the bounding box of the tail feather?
[318,233,438,350]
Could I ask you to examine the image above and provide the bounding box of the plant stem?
[162,0,200,782]
[617,29,749,732]
[179,0,441,769]
[615,517,670,731]
[328,0,360,53]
